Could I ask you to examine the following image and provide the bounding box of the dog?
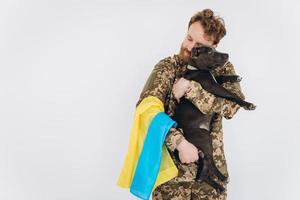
[172,46,256,194]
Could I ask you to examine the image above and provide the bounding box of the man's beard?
[179,45,191,64]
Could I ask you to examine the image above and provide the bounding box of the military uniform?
[136,54,245,200]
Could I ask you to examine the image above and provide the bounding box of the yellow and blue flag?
[116,96,179,200]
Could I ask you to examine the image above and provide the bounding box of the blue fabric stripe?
[130,112,177,200]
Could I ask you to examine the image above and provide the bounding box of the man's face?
[179,22,217,63]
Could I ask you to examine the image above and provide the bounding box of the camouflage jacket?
[136,54,245,183]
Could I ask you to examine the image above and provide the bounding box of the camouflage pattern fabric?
[136,54,245,200]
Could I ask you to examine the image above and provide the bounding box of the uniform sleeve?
[165,127,185,152]
[184,61,245,120]
[135,59,185,152]
[136,60,174,107]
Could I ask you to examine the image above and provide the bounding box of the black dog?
[172,46,256,194]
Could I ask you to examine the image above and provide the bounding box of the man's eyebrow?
[187,34,209,47]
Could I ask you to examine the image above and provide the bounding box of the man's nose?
[186,42,195,52]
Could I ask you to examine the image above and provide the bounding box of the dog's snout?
[223,54,229,60]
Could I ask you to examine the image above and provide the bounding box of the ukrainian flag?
[116,96,179,200]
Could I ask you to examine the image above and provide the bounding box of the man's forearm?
[184,61,245,119]
[184,80,243,119]
[165,127,185,152]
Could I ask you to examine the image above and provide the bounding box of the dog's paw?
[244,103,256,110]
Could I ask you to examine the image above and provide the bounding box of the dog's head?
[188,46,229,71]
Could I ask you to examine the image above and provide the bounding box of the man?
[136,9,245,200]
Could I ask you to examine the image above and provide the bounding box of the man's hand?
[176,139,199,164]
[172,78,190,103]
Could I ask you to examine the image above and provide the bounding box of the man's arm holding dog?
[182,61,245,119]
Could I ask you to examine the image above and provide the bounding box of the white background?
[0,0,299,199]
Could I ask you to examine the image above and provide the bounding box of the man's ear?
[212,44,218,48]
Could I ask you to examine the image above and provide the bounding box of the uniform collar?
[174,54,187,67]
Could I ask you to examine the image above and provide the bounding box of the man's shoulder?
[156,55,176,66]
[155,54,182,70]
[154,54,180,70]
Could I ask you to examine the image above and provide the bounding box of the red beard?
[179,46,191,63]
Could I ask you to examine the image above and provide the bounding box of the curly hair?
[188,9,226,45]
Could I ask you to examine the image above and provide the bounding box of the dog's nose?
[223,54,229,60]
